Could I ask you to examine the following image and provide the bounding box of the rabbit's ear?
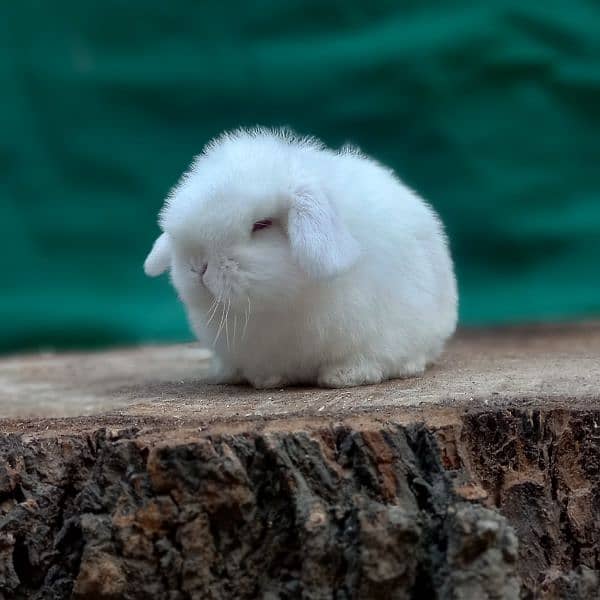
[288,186,360,279]
[144,232,171,277]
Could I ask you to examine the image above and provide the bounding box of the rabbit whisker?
[233,313,237,350]
[225,297,231,351]
[213,302,227,347]
[242,296,251,341]
[205,297,221,328]
[205,297,218,316]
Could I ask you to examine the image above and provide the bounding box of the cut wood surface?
[1,322,599,423]
[0,323,599,599]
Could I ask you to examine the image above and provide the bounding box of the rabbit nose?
[200,263,208,277]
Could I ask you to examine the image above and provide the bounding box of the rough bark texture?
[1,410,599,599]
[1,325,599,599]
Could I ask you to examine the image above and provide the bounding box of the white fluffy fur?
[145,127,458,388]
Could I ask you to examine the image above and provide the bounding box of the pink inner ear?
[252,218,273,232]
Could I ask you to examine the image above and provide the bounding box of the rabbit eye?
[252,218,273,233]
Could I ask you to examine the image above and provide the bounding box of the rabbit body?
[145,128,457,388]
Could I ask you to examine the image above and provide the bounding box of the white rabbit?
[144,127,457,388]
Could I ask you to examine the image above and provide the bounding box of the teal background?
[2,2,599,353]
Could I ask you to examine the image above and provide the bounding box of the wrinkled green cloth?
[2,1,599,352]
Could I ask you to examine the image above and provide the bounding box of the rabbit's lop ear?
[288,186,360,279]
[144,232,171,277]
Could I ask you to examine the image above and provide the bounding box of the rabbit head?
[145,129,360,312]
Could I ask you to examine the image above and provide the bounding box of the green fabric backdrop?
[2,1,599,353]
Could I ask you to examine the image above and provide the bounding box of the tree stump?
[1,324,599,599]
